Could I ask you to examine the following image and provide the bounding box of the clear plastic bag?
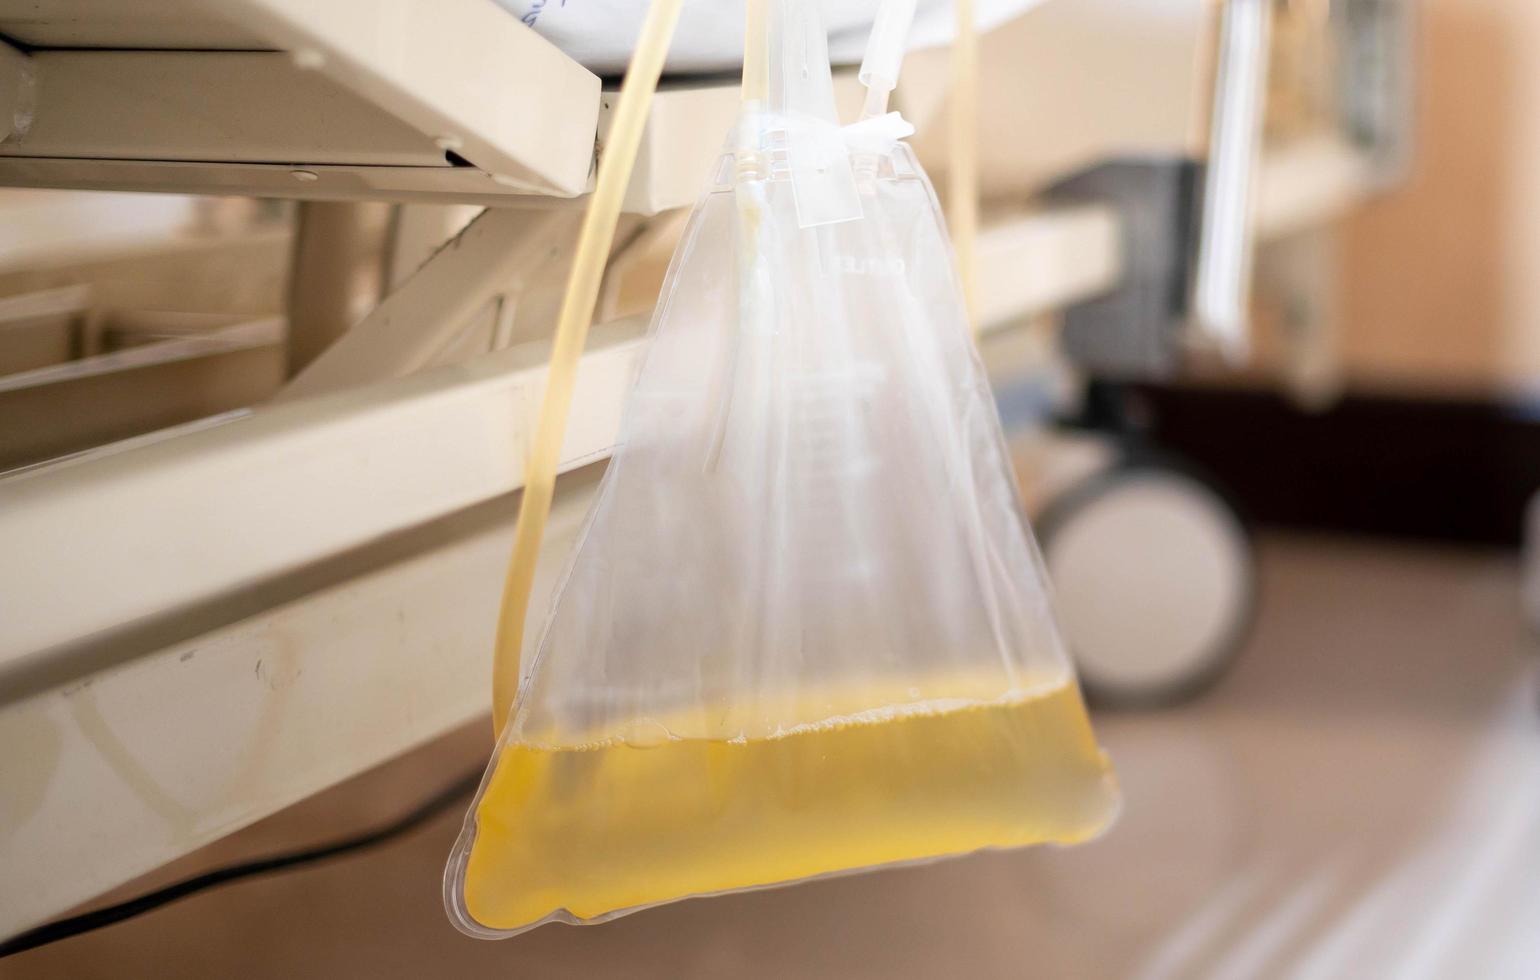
[446,0,1117,938]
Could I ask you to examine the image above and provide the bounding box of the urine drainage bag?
[446,0,1118,938]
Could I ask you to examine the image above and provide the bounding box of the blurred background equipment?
[985,0,1413,702]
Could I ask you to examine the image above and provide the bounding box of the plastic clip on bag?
[446,0,1118,937]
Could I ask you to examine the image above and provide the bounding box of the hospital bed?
[0,0,1408,938]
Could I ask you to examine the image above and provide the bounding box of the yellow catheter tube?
[491,0,686,737]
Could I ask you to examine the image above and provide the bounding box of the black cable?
[0,767,483,960]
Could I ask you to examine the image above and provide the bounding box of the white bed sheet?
[494,0,1048,75]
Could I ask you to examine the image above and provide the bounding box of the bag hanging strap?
[856,0,976,332]
[950,0,980,333]
[491,0,686,738]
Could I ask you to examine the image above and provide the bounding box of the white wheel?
[1040,464,1254,705]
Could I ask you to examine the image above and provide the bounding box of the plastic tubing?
[735,0,771,311]
[950,0,980,332]
[743,0,769,105]
[858,0,919,119]
[491,0,686,737]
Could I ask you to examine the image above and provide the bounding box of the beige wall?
[1339,0,1540,395]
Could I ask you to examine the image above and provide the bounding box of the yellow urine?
[462,680,1118,932]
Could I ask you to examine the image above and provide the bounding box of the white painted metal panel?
[613,82,741,216]
[1256,134,1377,241]
[0,0,267,49]
[0,155,547,203]
[0,284,90,374]
[0,318,646,693]
[0,319,286,469]
[278,208,582,402]
[205,0,601,196]
[0,52,450,166]
[0,80,746,208]
[611,76,866,215]
[0,37,33,144]
[0,0,600,195]
[976,204,1123,332]
[0,468,601,936]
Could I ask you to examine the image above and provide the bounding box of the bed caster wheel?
[1038,460,1255,707]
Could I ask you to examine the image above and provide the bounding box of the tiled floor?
[8,535,1539,979]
